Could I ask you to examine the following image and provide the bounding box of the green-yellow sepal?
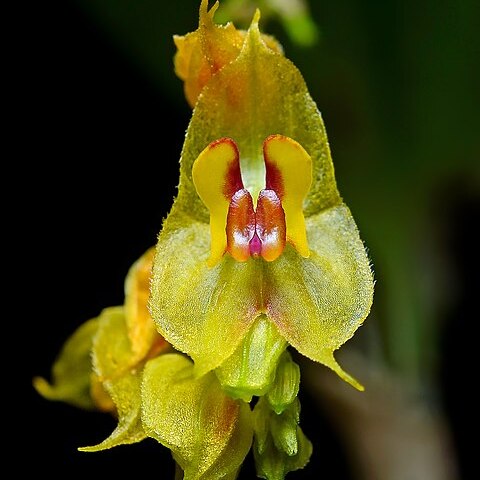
[79,307,146,451]
[33,318,99,410]
[142,353,253,480]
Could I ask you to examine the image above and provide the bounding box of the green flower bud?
[267,351,300,414]
[216,315,287,401]
[253,398,312,479]
[270,399,301,456]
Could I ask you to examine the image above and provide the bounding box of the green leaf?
[141,353,253,480]
[280,12,320,48]
[79,307,146,451]
[33,317,98,410]
[216,315,287,401]
[216,0,320,47]
[267,351,300,414]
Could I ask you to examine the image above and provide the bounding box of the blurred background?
[29,1,478,478]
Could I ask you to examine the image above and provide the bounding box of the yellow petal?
[124,247,167,363]
[263,134,312,257]
[192,137,244,267]
[90,373,115,413]
[151,6,374,386]
[172,12,340,224]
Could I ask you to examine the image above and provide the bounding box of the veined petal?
[264,206,373,390]
[150,215,262,376]
[263,134,312,257]
[192,137,244,266]
[152,207,372,383]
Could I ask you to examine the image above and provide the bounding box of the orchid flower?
[150,0,373,392]
[35,2,373,478]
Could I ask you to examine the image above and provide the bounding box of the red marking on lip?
[226,189,255,262]
[255,189,286,261]
[226,188,286,262]
[206,138,244,199]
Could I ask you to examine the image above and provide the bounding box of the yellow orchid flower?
[36,2,374,478]
[150,1,374,391]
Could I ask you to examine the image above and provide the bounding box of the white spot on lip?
[240,154,265,206]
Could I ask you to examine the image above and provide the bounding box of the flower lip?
[226,187,286,262]
[192,135,312,265]
[254,189,286,261]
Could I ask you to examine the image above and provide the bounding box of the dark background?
[28,1,478,478]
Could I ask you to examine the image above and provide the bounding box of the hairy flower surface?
[35,2,374,478]
[35,248,253,478]
[151,1,373,390]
